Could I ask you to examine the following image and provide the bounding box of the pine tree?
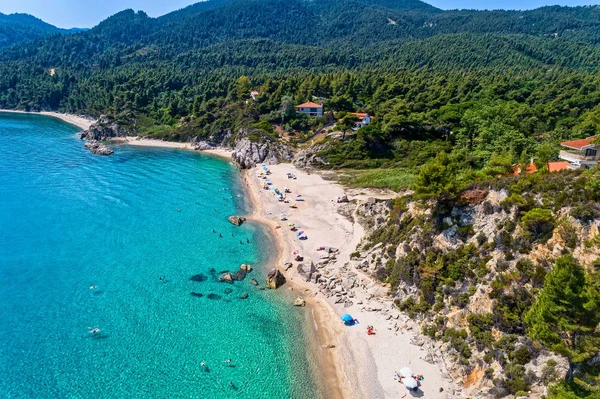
[525,255,600,380]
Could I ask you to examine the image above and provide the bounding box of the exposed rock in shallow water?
[232,264,252,281]
[206,293,222,300]
[219,272,234,284]
[250,278,259,285]
[189,274,207,282]
[228,216,246,226]
[190,292,204,298]
[84,140,114,155]
[266,268,286,289]
[240,292,249,299]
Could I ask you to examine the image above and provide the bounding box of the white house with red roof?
[350,112,372,129]
[296,101,323,117]
[559,136,599,169]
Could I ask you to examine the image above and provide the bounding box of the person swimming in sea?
[89,328,101,334]
[246,238,250,243]
[219,233,223,238]
[240,240,243,244]
[89,285,98,290]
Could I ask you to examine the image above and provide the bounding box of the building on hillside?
[558,136,599,169]
[546,161,571,173]
[512,162,538,176]
[296,101,323,117]
[250,91,259,100]
[350,112,371,129]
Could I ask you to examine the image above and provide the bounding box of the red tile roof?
[352,112,369,119]
[547,161,571,173]
[560,136,597,150]
[512,163,538,176]
[296,101,323,109]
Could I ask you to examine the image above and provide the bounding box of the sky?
[0,0,597,29]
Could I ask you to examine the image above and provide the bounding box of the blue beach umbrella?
[296,231,304,236]
[341,314,353,323]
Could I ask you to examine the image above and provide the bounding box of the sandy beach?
[244,163,458,399]
[110,137,233,160]
[0,109,94,131]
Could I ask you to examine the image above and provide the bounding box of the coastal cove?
[0,112,323,398]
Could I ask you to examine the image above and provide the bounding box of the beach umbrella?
[398,367,413,378]
[404,377,418,389]
[341,314,353,323]
[296,231,304,236]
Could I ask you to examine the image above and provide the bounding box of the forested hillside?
[0,13,80,50]
[1,1,600,397]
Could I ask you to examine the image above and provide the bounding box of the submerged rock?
[190,292,204,298]
[228,216,246,226]
[206,293,222,300]
[189,274,208,282]
[240,292,249,299]
[208,268,218,281]
[266,268,286,289]
[223,288,233,295]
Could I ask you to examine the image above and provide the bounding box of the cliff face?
[352,184,600,398]
[232,136,293,169]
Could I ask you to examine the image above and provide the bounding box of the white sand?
[0,109,94,131]
[111,137,233,160]
[245,163,457,399]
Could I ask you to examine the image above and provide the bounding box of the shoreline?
[0,109,94,131]
[241,169,350,399]
[241,163,457,398]
[109,137,233,160]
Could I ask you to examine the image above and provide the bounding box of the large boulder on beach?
[297,262,318,283]
[293,297,306,307]
[266,268,286,289]
[228,216,246,226]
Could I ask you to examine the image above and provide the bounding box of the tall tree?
[525,255,600,380]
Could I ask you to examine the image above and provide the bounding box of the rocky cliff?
[347,172,600,398]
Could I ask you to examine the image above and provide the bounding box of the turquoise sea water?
[0,113,320,398]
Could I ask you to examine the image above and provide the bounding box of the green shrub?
[520,208,555,243]
[510,346,532,365]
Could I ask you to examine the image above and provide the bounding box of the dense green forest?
[0,13,80,50]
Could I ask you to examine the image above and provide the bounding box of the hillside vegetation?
[1,1,600,397]
[0,13,79,50]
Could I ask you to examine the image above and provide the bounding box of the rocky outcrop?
[228,216,246,226]
[80,115,128,141]
[84,140,113,155]
[231,134,293,169]
[266,268,286,289]
[294,143,330,169]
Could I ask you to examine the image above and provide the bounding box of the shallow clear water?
[0,113,320,398]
